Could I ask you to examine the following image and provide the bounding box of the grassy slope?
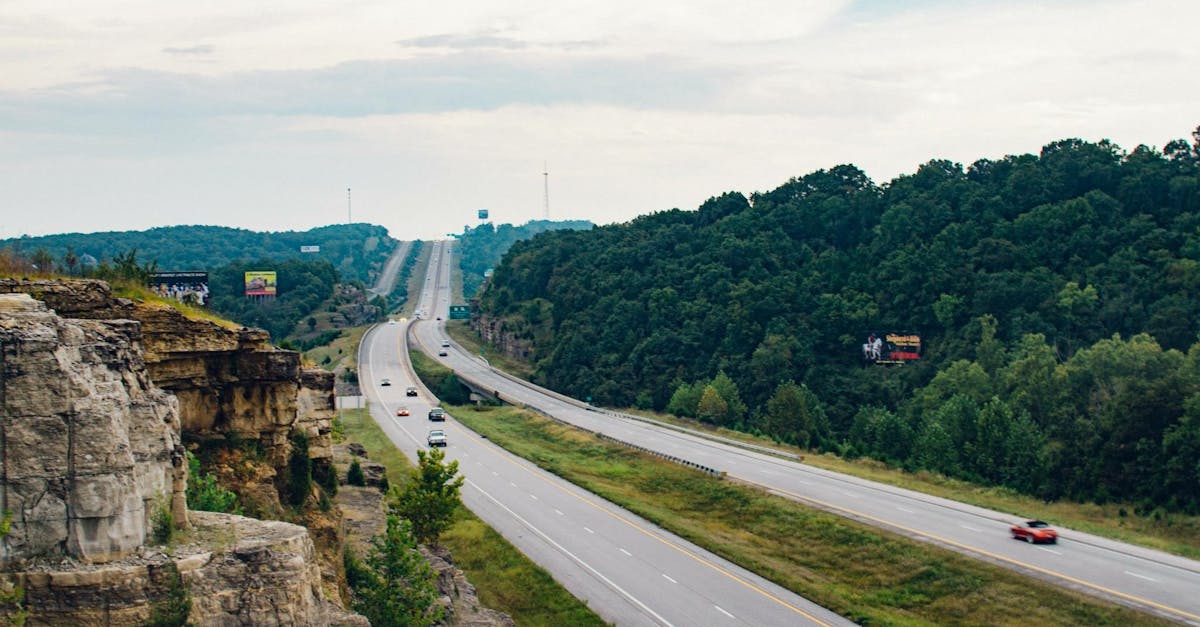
[337,406,606,627]
[448,325,1200,561]
[448,405,1171,626]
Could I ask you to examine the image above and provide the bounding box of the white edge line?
[467,479,674,627]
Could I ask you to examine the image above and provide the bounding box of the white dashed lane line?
[662,574,677,584]
[715,605,735,619]
[619,548,632,557]
[1125,571,1159,582]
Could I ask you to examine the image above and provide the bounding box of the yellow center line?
[451,426,836,626]
[728,473,1200,623]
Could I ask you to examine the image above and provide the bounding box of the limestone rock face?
[4,512,367,626]
[0,293,180,565]
[0,279,335,469]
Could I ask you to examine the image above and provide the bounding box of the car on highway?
[441,340,450,347]
[387,319,397,325]
[427,429,447,447]
[380,378,391,386]
[428,407,446,421]
[406,386,418,397]
[438,349,448,356]
[396,406,410,416]
[1011,520,1058,544]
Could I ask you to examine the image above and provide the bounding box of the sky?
[2,0,1198,241]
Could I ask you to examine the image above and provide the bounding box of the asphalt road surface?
[360,240,850,627]
[406,240,1200,626]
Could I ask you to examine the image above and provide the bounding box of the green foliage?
[351,514,443,627]
[347,459,366,486]
[456,219,593,298]
[393,448,465,546]
[146,561,190,627]
[475,126,1200,511]
[150,501,176,545]
[185,451,242,514]
[2,223,395,285]
[0,511,26,625]
[283,432,313,509]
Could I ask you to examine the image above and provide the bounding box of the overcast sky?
[2,0,1197,241]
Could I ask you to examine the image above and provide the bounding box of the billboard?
[244,271,277,296]
[862,332,921,365]
[478,209,489,220]
[300,245,320,253]
[149,271,209,306]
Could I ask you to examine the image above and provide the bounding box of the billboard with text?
[244,271,277,296]
[862,331,921,365]
[149,271,209,306]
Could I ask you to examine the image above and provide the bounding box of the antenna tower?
[347,187,352,223]
[542,162,550,220]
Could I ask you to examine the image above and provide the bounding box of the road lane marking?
[466,479,674,627]
[584,526,595,534]
[555,509,564,516]
[896,506,914,514]
[450,427,837,626]
[1038,547,1062,556]
[1125,571,1159,582]
[840,491,859,498]
[959,524,983,532]
[662,574,677,584]
[715,605,734,619]
[620,548,632,556]
[530,494,539,501]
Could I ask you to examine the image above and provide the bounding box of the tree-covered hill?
[457,220,593,298]
[3,223,396,286]
[478,128,1200,512]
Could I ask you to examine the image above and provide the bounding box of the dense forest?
[457,220,593,298]
[477,128,1200,512]
[2,223,395,286]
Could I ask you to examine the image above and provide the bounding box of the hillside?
[476,128,1200,512]
[3,223,395,286]
[457,219,593,298]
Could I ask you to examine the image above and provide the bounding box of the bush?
[283,432,312,508]
[185,451,241,514]
[348,459,366,486]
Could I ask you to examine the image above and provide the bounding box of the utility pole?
[347,187,352,223]
[542,163,550,220]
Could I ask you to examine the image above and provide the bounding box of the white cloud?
[0,0,1198,241]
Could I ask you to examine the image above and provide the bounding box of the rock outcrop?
[0,279,335,469]
[0,293,182,565]
[0,283,362,625]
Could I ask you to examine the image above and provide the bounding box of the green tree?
[760,381,828,448]
[393,448,464,546]
[283,432,313,508]
[710,371,747,426]
[347,459,366,486]
[696,385,728,425]
[352,514,442,627]
[666,381,703,418]
[185,451,241,514]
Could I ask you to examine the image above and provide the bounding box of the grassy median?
[448,404,1173,626]
[337,406,607,627]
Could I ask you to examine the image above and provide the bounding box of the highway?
[359,240,850,627]
[402,240,1200,626]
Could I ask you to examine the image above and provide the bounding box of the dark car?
[428,407,446,421]
[380,378,391,387]
[1011,520,1058,544]
[405,386,418,397]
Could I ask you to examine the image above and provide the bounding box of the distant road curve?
[368,239,411,298]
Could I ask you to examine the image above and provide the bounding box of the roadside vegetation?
[447,403,1171,626]
[337,407,606,627]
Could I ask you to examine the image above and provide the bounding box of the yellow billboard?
[244,271,277,296]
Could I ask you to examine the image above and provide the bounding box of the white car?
[427,429,447,447]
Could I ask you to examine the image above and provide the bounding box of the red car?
[1011,520,1057,544]
[396,406,410,416]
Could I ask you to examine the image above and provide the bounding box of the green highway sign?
[448,305,470,320]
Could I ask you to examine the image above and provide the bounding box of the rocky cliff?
[0,281,361,625]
